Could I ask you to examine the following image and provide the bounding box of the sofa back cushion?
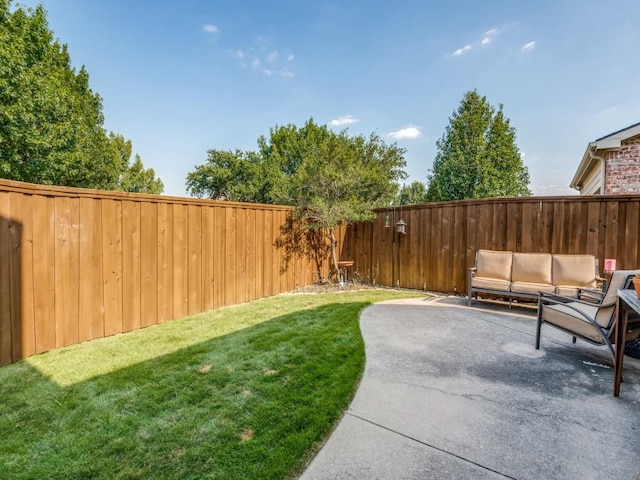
[552,255,597,287]
[476,249,513,281]
[511,253,552,284]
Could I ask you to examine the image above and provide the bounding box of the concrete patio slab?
[301,296,640,480]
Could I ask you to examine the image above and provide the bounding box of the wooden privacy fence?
[339,195,640,293]
[0,179,327,366]
[5,179,640,366]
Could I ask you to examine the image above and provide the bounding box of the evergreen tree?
[477,106,530,197]
[426,90,530,201]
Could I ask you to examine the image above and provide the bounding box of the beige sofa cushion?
[552,255,597,290]
[555,286,582,297]
[471,276,511,292]
[511,253,552,284]
[541,302,607,343]
[475,249,513,281]
[511,282,555,295]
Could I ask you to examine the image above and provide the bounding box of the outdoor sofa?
[468,250,605,307]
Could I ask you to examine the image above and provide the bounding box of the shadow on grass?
[0,213,22,365]
[0,302,370,480]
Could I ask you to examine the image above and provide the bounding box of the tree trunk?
[330,229,339,280]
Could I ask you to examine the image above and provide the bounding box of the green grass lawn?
[0,290,424,479]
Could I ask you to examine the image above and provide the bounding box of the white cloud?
[449,25,515,57]
[203,24,219,34]
[330,115,359,126]
[257,68,293,78]
[227,36,295,78]
[452,44,472,56]
[389,126,422,139]
[481,28,499,46]
[521,41,536,52]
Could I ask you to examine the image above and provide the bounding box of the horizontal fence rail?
[0,179,327,365]
[339,195,640,294]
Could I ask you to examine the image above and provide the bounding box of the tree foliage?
[186,149,272,203]
[397,181,428,205]
[426,90,530,201]
[0,1,162,193]
[187,118,407,276]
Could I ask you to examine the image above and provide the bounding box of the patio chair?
[535,269,640,361]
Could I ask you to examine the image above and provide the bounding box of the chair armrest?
[538,291,615,309]
[537,292,617,330]
[468,267,477,280]
[596,275,607,292]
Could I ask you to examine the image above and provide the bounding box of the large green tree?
[426,90,530,201]
[397,181,428,205]
[111,133,164,194]
[477,107,530,198]
[187,118,407,276]
[186,149,272,202]
[288,125,406,273]
[0,1,162,193]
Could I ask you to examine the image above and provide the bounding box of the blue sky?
[17,0,640,197]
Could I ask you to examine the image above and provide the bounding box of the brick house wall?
[604,135,640,194]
